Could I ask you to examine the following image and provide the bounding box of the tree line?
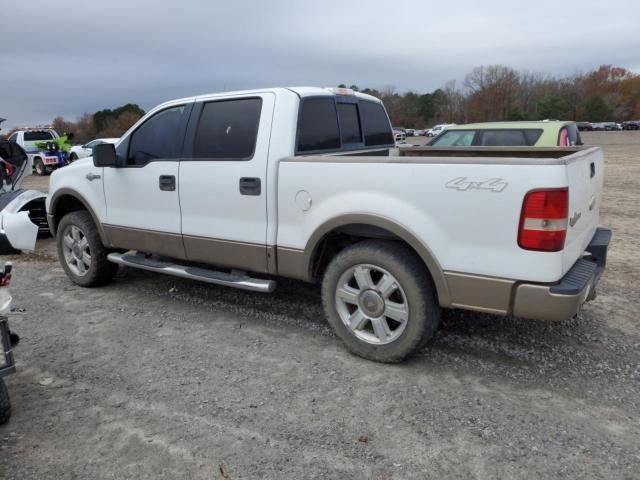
[50,103,145,144]
[342,64,640,128]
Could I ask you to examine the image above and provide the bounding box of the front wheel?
[69,153,78,162]
[0,378,10,425]
[322,240,441,363]
[56,211,118,287]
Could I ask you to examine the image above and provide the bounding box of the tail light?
[518,188,568,252]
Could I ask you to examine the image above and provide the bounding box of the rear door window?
[193,98,262,160]
[297,98,341,152]
[128,105,185,165]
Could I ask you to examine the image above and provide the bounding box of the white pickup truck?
[46,87,610,362]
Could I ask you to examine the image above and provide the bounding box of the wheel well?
[53,195,87,230]
[310,224,429,281]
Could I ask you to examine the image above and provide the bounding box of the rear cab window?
[296,96,394,154]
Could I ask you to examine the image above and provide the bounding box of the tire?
[34,158,46,176]
[56,210,118,287]
[321,240,441,363]
[69,153,78,162]
[0,378,10,425]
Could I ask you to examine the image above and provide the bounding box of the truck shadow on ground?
[116,268,632,388]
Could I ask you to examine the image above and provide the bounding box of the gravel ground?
[1,132,639,479]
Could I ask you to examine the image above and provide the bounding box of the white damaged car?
[0,140,49,253]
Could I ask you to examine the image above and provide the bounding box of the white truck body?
[46,87,610,361]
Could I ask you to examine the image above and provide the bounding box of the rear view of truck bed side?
[275,146,609,321]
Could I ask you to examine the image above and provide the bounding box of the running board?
[107,252,276,293]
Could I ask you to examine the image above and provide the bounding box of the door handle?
[239,177,261,196]
[159,175,176,191]
[86,172,101,181]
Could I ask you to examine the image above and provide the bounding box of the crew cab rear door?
[178,92,275,273]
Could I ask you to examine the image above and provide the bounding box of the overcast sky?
[1,0,638,128]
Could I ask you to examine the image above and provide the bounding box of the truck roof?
[155,87,383,111]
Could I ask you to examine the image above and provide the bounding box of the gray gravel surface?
[1,132,639,479]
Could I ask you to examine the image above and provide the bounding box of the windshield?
[431,130,475,146]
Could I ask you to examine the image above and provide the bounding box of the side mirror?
[93,143,119,167]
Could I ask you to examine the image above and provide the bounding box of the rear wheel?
[322,240,441,363]
[34,158,46,176]
[56,210,118,287]
[0,379,10,425]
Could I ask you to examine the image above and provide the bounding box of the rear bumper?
[512,227,611,321]
[444,227,611,321]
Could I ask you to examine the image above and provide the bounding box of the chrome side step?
[107,252,276,293]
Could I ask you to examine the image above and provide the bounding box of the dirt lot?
[1,132,639,479]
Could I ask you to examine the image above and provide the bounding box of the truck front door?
[103,103,192,259]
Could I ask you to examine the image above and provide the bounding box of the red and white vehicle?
[46,87,610,362]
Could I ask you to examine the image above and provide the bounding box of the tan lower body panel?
[182,236,269,273]
[103,225,186,259]
[103,225,272,274]
[275,247,307,281]
[444,271,515,315]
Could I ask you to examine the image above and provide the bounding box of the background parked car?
[603,122,622,131]
[622,120,640,130]
[393,129,406,143]
[69,138,119,161]
[577,122,593,131]
[405,128,415,137]
[413,129,426,136]
[426,123,456,137]
[428,121,582,147]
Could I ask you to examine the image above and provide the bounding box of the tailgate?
[562,147,604,274]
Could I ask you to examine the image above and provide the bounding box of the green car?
[428,121,583,147]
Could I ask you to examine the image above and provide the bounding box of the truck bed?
[277,146,603,287]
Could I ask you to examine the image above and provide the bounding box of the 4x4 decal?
[445,177,508,192]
